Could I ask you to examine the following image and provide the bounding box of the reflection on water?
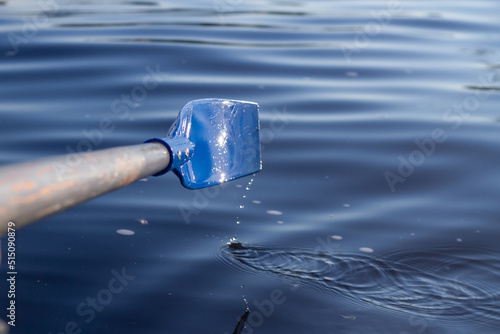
[222,244,500,327]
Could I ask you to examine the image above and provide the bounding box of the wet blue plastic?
[146,99,261,189]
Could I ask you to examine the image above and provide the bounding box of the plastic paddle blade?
[169,98,261,189]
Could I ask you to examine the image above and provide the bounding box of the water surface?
[1,1,500,333]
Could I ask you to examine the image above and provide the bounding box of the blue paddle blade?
[147,99,261,189]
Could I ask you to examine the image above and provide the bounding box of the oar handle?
[0,143,169,233]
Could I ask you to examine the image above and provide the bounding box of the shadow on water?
[221,244,500,328]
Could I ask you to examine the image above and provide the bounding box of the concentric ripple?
[221,245,500,326]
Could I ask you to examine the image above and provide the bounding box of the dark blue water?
[1,1,500,333]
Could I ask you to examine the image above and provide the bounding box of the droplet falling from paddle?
[245,177,254,191]
[241,284,249,309]
[235,176,257,225]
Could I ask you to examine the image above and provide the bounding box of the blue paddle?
[0,99,261,232]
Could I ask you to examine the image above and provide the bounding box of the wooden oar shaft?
[0,143,169,233]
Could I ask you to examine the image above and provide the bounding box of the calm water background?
[1,1,500,333]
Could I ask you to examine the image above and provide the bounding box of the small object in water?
[227,238,243,249]
[340,314,356,320]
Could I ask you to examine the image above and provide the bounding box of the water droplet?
[340,314,356,320]
[243,195,246,199]
[236,220,241,224]
[246,178,254,190]
[239,205,244,209]
[136,218,148,225]
[116,229,135,236]
[359,247,374,253]
[243,297,249,309]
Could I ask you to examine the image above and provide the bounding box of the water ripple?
[221,244,500,326]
